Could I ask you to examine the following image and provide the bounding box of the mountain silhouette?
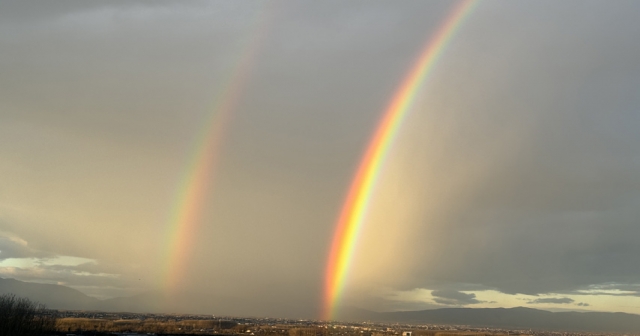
[340,306,640,333]
[0,278,99,310]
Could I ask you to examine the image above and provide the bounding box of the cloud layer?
[1,0,640,318]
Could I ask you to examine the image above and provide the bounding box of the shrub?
[0,294,57,336]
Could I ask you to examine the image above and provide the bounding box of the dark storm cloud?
[431,290,481,306]
[528,298,574,305]
[2,0,640,317]
[381,0,640,303]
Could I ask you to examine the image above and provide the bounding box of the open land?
[53,311,636,336]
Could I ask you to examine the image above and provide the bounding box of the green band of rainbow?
[323,0,477,320]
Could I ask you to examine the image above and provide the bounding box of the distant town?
[54,310,636,336]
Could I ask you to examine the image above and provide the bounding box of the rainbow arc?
[161,5,273,292]
[323,0,478,321]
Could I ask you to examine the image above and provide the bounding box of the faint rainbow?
[323,0,478,320]
[161,5,273,292]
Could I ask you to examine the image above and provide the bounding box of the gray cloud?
[566,283,640,297]
[528,298,574,305]
[0,232,141,299]
[431,290,481,306]
[577,302,590,307]
[0,236,50,260]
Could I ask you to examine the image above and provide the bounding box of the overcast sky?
[2,0,640,319]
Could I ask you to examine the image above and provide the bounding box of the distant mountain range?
[0,278,100,310]
[0,278,183,313]
[2,278,640,333]
[340,306,640,333]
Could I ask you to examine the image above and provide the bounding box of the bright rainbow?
[323,0,477,320]
[161,7,272,292]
